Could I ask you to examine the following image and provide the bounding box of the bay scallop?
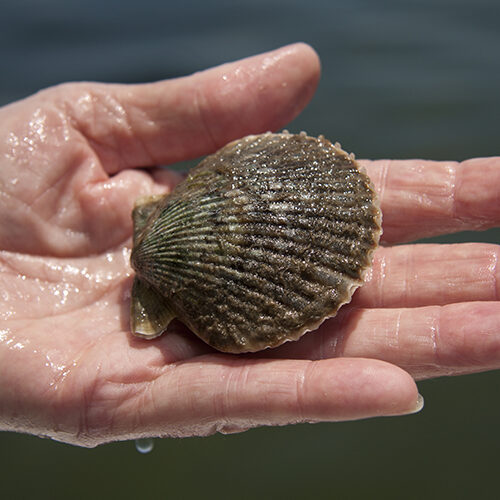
[130,131,381,353]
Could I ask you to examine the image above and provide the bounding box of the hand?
[0,43,495,447]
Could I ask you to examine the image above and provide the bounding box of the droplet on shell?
[130,132,381,353]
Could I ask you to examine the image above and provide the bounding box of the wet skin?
[1,44,499,446]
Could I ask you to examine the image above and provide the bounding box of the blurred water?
[1,1,500,499]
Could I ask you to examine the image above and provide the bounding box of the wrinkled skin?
[1,43,500,447]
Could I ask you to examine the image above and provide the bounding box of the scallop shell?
[130,132,381,353]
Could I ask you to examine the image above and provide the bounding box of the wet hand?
[2,43,495,447]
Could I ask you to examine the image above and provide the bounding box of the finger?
[149,166,185,190]
[77,167,182,253]
[275,302,500,381]
[352,243,500,308]
[115,356,418,440]
[60,43,320,172]
[360,157,500,244]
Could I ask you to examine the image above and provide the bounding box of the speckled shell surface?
[130,132,381,353]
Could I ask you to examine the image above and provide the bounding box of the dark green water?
[1,0,500,498]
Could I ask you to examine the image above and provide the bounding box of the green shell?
[130,132,381,353]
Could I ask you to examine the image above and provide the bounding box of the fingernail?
[408,393,424,414]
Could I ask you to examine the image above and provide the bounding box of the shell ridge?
[141,241,361,339]
[149,258,309,314]
[145,198,222,239]
[131,132,382,353]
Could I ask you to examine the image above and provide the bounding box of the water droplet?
[135,438,154,454]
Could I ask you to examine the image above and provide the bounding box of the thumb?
[59,43,321,173]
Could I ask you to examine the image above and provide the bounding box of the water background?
[1,0,500,498]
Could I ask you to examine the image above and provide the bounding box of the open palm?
[1,44,499,447]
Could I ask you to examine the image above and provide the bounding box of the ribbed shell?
[131,132,381,353]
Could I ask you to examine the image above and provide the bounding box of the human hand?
[0,43,496,447]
